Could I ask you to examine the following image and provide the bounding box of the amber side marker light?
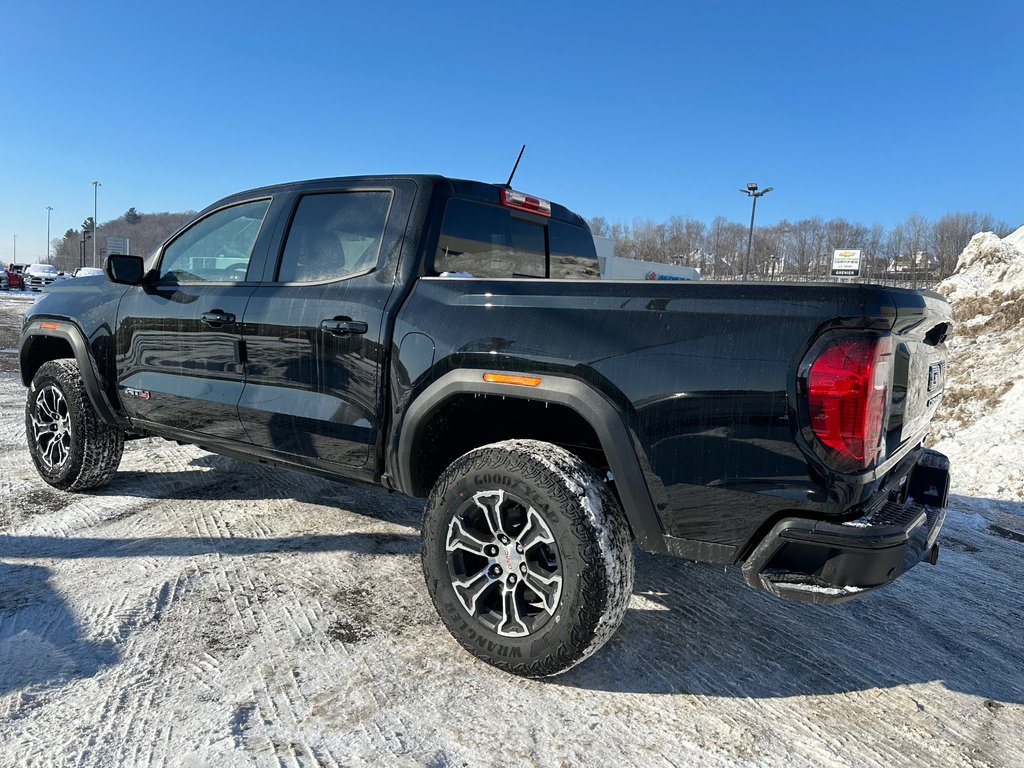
[39,323,61,330]
[483,373,542,387]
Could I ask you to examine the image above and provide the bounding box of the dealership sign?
[831,249,862,277]
[107,237,130,256]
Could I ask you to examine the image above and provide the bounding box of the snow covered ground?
[1,274,1023,766]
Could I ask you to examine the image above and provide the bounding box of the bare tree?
[864,223,886,278]
[587,216,611,239]
[663,216,706,266]
[704,216,747,276]
[932,212,977,275]
[885,223,909,273]
[626,219,667,263]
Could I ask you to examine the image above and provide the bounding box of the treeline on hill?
[588,210,1015,281]
[49,208,196,273]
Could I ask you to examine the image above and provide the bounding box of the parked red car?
[7,264,27,290]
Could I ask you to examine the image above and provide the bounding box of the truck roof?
[208,175,590,229]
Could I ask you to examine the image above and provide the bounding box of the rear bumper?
[742,448,950,605]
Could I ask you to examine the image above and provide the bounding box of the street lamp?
[46,206,53,261]
[739,182,773,280]
[80,231,91,269]
[92,181,101,267]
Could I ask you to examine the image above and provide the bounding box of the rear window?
[277,191,391,283]
[549,220,601,279]
[435,199,598,279]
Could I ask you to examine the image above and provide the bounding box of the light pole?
[46,206,53,261]
[740,182,773,280]
[12,234,15,265]
[92,180,101,267]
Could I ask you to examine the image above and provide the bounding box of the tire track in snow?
[227,552,337,767]
[70,570,195,766]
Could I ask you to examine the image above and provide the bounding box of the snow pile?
[938,226,1024,302]
[931,225,1024,501]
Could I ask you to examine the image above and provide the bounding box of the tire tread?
[26,359,124,491]
[422,439,634,677]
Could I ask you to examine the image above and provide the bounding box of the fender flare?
[395,369,667,553]
[20,320,125,429]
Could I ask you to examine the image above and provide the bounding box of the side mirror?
[106,254,145,285]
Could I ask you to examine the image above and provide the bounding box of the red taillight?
[807,335,893,470]
[500,188,552,217]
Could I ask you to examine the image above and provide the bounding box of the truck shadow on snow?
[95,453,421,527]
[0,562,115,696]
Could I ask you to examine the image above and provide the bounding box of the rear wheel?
[26,359,125,491]
[421,439,634,677]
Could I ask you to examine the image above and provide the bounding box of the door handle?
[201,310,236,325]
[320,319,368,336]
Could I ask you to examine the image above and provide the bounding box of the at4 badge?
[121,386,151,400]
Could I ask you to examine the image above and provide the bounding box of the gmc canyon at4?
[20,175,953,676]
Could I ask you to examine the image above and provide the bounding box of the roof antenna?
[504,144,526,188]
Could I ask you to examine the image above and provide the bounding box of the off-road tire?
[421,439,634,677]
[26,359,125,491]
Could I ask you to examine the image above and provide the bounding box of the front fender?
[20,319,127,429]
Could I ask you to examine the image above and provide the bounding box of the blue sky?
[2,1,1021,263]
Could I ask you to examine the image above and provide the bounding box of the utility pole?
[739,182,774,280]
[92,181,101,267]
[46,206,53,261]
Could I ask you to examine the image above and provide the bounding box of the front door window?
[159,199,271,283]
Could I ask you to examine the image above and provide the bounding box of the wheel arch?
[20,321,123,428]
[395,370,666,553]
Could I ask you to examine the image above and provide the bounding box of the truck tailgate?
[886,288,953,460]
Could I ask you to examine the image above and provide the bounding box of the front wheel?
[26,359,125,491]
[421,439,634,677]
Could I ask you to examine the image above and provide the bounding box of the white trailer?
[594,237,700,281]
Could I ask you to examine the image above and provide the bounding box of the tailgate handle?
[201,310,235,325]
[321,318,368,336]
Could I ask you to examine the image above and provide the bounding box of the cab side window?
[434,199,598,279]
[276,191,392,283]
[159,199,271,283]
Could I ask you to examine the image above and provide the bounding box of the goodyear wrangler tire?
[421,439,634,677]
[26,359,125,491]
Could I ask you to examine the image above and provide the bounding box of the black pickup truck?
[19,175,953,677]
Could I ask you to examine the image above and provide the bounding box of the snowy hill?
[931,224,1024,501]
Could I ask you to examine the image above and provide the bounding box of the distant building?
[888,251,938,273]
[593,236,701,281]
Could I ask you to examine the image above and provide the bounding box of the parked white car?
[73,267,106,278]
